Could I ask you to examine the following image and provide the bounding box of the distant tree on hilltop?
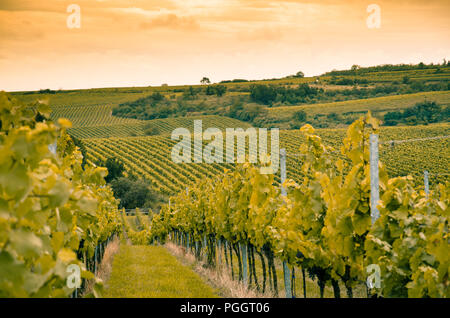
[201,77,211,85]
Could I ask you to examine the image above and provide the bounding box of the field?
[11,65,450,114]
[81,122,449,195]
[18,79,445,195]
[322,67,450,84]
[6,64,450,299]
[68,115,252,139]
[266,91,450,124]
[25,87,447,195]
[51,104,144,127]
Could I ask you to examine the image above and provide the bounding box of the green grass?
[103,245,219,298]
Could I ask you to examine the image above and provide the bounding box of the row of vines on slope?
[0,93,123,297]
[127,113,449,298]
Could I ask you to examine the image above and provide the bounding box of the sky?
[0,0,449,91]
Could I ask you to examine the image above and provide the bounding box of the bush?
[326,112,341,121]
[110,177,164,210]
[214,85,227,97]
[96,157,125,183]
[250,84,277,105]
[402,75,410,84]
[383,101,447,125]
[293,110,307,122]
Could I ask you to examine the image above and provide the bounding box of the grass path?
[103,245,219,298]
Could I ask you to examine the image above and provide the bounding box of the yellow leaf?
[57,118,72,128]
[57,248,77,263]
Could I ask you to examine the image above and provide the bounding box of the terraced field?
[322,67,450,84]
[51,104,144,127]
[82,123,450,195]
[68,115,253,139]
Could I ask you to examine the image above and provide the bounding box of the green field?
[103,245,219,298]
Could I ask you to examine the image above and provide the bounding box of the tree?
[110,177,163,209]
[383,101,443,126]
[402,75,410,84]
[183,86,198,99]
[214,85,227,97]
[351,65,361,72]
[294,110,307,122]
[249,84,277,105]
[97,157,125,183]
[201,77,211,85]
[205,85,215,95]
[383,111,402,126]
[295,71,305,78]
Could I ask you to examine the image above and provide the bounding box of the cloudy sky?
[1,0,449,91]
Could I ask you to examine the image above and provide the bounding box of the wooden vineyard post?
[280,148,292,298]
[370,135,380,224]
[48,142,57,155]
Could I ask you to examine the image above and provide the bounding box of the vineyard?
[81,124,450,194]
[123,114,450,298]
[2,63,450,299]
[321,67,450,84]
[68,115,252,139]
[0,93,122,297]
[50,104,144,128]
